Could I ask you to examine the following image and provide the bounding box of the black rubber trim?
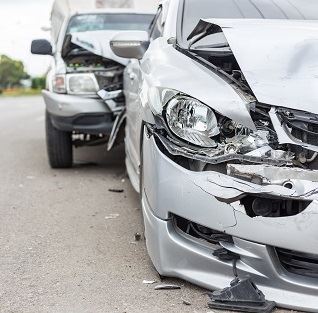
[50,113,114,135]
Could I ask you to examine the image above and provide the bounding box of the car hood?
[189,19,318,115]
[70,30,129,66]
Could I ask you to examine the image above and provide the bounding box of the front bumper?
[42,90,114,134]
[142,133,318,312]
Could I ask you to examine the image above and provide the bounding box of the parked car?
[31,0,154,168]
[108,0,318,311]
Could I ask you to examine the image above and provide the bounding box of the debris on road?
[105,213,120,220]
[154,284,181,290]
[143,280,157,285]
[208,278,276,312]
[134,233,142,241]
[108,188,124,193]
[182,299,191,306]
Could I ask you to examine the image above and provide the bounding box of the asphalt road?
[0,96,296,313]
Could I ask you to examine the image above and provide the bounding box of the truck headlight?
[165,96,219,147]
[66,73,99,95]
[53,75,66,94]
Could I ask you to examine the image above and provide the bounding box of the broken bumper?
[42,90,114,134]
[142,132,318,312]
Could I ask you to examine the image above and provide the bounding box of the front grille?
[276,248,318,279]
[277,108,318,146]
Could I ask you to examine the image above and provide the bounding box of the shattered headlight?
[66,73,99,95]
[165,96,219,147]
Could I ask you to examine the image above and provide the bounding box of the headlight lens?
[67,74,98,95]
[53,75,66,94]
[165,96,219,147]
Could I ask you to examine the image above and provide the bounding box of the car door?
[124,8,165,185]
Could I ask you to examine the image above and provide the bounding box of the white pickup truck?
[31,0,154,168]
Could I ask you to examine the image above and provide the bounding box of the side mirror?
[110,31,149,60]
[31,39,53,55]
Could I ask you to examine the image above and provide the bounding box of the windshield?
[181,0,318,46]
[67,13,154,33]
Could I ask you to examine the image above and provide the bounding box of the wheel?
[45,111,73,168]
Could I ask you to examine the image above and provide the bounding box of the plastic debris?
[134,233,142,241]
[154,284,181,290]
[143,280,157,285]
[108,188,124,193]
[208,278,276,313]
[182,299,191,306]
[105,214,120,220]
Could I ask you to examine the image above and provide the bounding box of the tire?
[45,111,73,169]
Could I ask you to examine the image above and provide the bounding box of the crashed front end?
[44,30,126,146]
[141,20,318,312]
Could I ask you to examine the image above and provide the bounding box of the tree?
[31,77,46,90]
[0,55,29,89]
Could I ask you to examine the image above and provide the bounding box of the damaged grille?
[95,69,124,89]
[173,215,233,245]
[276,248,318,279]
[277,108,318,147]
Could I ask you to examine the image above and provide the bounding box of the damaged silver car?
[109,0,318,312]
[31,0,153,168]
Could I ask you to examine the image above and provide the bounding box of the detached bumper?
[142,133,318,312]
[42,90,114,134]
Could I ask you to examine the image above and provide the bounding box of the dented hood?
[71,30,129,66]
[190,19,318,115]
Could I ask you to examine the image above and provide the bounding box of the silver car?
[109,0,318,312]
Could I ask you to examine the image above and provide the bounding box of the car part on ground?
[208,278,276,313]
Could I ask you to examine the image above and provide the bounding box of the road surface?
[0,96,295,313]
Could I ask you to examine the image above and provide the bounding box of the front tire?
[46,111,73,169]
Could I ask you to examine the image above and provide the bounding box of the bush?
[31,77,46,89]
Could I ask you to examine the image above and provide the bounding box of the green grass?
[0,88,42,97]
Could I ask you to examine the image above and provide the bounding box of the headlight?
[53,75,66,94]
[66,73,99,95]
[165,96,219,147]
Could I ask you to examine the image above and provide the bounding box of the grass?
[0,88,42,97]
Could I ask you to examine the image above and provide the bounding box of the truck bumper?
[42,90,114,134]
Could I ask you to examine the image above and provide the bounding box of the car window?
[149,8,164,40]
[67,14,154,34]
[181,0,318,43]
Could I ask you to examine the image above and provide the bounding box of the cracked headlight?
[165,96,219,147]
[66,73,99,95]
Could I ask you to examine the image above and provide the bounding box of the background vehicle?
[31,0,154,168]
[109,0,318,311]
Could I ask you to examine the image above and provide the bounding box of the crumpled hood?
[71,30,129,66]
[190,19,318,115]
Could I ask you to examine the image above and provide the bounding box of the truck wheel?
[46,111,73,168]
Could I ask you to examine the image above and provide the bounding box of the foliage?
[0,88,42,97]
[31,77,46,90]
[0,55,29,89]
